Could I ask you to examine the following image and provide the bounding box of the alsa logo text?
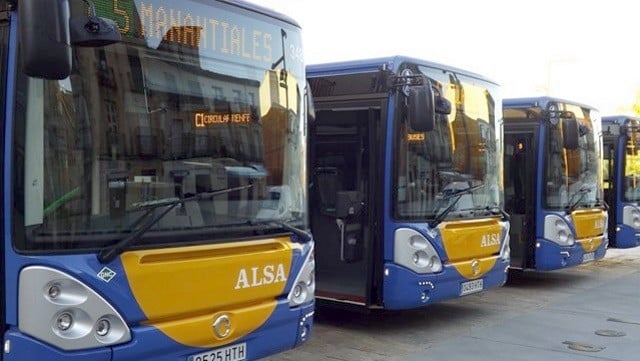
[480,233,501,247]
[234,264,287,289]
[594,219,605,230]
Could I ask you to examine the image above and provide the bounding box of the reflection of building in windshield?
[624,129,640,200]
[563,121,597,199]
[446,81,494,181]
[543,105,601,207]
[396,70,499,217]
[60,24,293,218]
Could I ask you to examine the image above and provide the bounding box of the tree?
[633,89,640,116]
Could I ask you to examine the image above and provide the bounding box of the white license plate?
[583,252,595,263]
[460,279,483,296]
[189,343,246,361]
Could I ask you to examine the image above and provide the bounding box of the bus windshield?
[395,66,502,220]
[13,0,307,251]
[623,124,640,202]
[544,105,603,209]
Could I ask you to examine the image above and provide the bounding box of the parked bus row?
[2,1,314,361]
[2,1,638,361]
[602,115,640,248]
[307,57,627,310]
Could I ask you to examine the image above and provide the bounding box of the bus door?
[1,1,9,349]
[310,106,377,305]
[602,133,617,238]
[504,133,536,269]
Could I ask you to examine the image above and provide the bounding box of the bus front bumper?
[534,238,607,271]
[382,260,509,310]
[2,301,314,361]
[612,224,640,248]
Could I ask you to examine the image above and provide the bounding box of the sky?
[247,0,640,115]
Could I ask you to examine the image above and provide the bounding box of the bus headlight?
[394,228,442,274]
[48,285,61,299]
[95,318,110,337]
[56,312,73,331]
[412,251,431,267]
[288,242,315,307]
[18,266,131,351]
[544,215,575,246]
[558,230,568,243]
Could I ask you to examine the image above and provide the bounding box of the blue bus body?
[602,115,640,248]
[307,56,510,310]
[1,1,314,360]
[503,97,608,271]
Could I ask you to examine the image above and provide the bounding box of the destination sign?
[93,0,304,75]
[195,112,252,128]
[407,133,426,142]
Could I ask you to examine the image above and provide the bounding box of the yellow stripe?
[121,237,293,347]
[572,209,607,238]
[571,210,606,253]
[576,235,605,253]
[450,257,500,279]
[439,218,503,279]
[146,303,277,347]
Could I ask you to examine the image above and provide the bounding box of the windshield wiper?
[449,205,510,221]
[567,186,591,213]
[250,219,312,242]
[486,206,511,221]
[97,184,252,264]
[429,183,484,228]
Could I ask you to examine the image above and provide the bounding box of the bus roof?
[504,96,597,111]
[222,0,301,28]
[602,114,640,126]
[307,55,497,85]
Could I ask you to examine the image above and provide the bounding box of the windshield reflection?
[395,66,502,221]
[15,10,307,250]
[544,106,602,210]
[623,127,640,202]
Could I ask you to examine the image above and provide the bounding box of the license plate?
[189,343,246,361]
[583,252,595,263]
[460,279,483,296]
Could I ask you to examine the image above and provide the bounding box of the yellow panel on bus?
[121,237,295,347]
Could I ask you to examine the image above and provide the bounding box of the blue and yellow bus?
[307,56,510,310]
[1,1,314,360]
[602,115,640,248]
[503,97,608,271]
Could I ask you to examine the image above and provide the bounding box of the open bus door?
[504,133,536,269]
[310,106,378,306]
[603,132,617,240]
[1,1,9,353]
[0,123,3,357]
[0,208,4,358]
[0,178,3,361]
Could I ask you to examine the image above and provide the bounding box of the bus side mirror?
[562,116,579,150]
[435,96,452,115]
[70,14,122,47]
[408,86,435,132]
[19,0,72,79]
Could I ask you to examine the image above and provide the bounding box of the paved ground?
[266,247,640,361]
